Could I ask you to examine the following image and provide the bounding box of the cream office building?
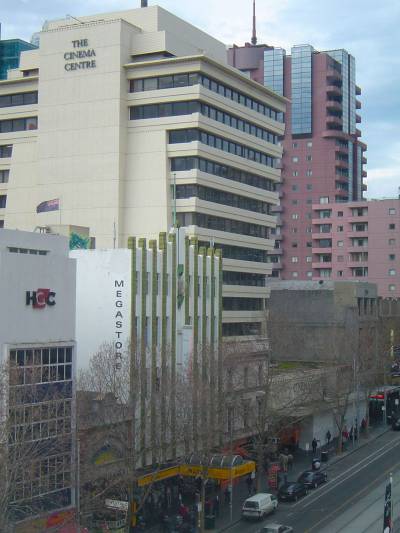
[0,5,285,339]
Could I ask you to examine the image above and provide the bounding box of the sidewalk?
[215,423,390,532]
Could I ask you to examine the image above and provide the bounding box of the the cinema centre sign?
[64,39,97,71]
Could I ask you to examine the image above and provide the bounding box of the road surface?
[225,430,400,533]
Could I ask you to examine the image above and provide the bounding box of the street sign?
[105,499,129,511]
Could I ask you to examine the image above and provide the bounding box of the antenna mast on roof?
[251,0,257,45]
[141,0,148,6]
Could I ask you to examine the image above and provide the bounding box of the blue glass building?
[0,39,37,80]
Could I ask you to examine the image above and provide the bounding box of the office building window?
[338,226,344,232]
[292,200,298,205]
[0,169,9,183]
[131,101,278,144]
[338,271,343,277]
[389,224,396,230]
[306,169,312,176]
[389,284,396,292]
[171,157,274,192]
[292,272,298,278]
[389,254,396,261]
[306,184,313,191]
[223,297,263,311]
[0,195,7,208]
[307,141,313,148]
[0,144,12,158]
[389,239,396,245]
[306,241,312,247]
[177,212,269,239]
[389,269,396,276]
[199,241,268,263]
[320,196,329,204]
[130,73,284,122]
[291,213,299,220]
[293,171,299,176]
[291,256,298,263]
[292,142,298,148]
[337,241,343,247]
[306,256,312,262]
[306,155,312,161]
[337,255,344,262]
[292,156,299,163]
[307,271,313,278]
[292,242,298,248]
[389,208,396,215]
[168,129,276,168]
[0,91,38,108]
[175,184,271,214]
[223,271,266,287]
[306,198,312,204]
[292,185,299,191]
[338,211,344,217]
[0,116,37,133]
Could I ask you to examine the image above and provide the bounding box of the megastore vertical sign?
[114,280,125,372]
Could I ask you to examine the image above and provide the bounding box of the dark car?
[278,482,307,502]
[392,418,400,430]
[297,470,327,489]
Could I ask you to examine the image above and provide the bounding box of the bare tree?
[0,362,74,533]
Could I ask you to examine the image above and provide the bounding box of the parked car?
[242,493,278,520]
[392,418,400,430]
[297,470,327,488]
[258,523,294,533]
[278,482,307,502]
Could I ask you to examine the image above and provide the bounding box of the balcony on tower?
[326,115,343,129]
[327,84,342,98]
[326,99,342,113]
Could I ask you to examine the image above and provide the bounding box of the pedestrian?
[361,417,367,433]
[282,454,288,473]
[349,426,353,441]
[246,474,253,495]
[214,494,220,517]
[224,486,230,505]
[287,453,294,471]
[326,430,331,445]
[312,437,318,455]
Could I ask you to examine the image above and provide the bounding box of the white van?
[241,493,278,519]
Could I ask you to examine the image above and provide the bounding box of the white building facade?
[72,228,222,465]
[0,5,285,340]
[0,229,76,525]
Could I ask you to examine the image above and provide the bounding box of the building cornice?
[124,54,288,105]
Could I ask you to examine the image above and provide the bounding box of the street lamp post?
[228,404,234,524]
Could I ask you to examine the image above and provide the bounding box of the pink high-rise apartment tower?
[228,38,367,281]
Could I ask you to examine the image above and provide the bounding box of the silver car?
[258,523,294,533]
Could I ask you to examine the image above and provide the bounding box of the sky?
[1,0,399,199]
